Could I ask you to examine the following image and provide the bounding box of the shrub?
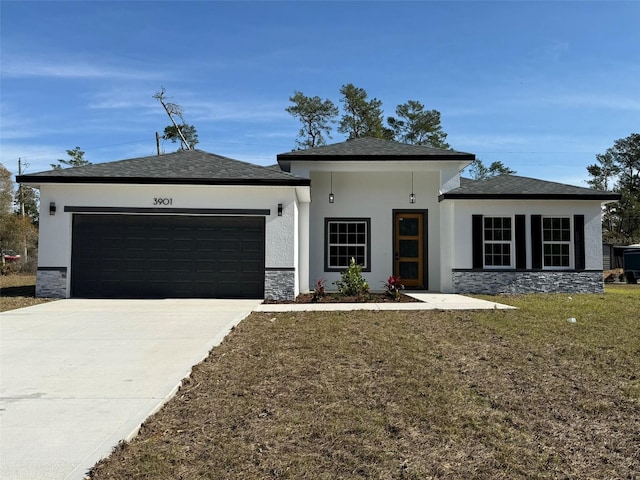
[1,261,21,276]
[334,258,369,301]
[383,275,404,301]
[18,256,37,274]
[312,278,326,303]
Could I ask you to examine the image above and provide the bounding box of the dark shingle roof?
[440,175,621,201]
[17,149,310,186]
[277,137,474,169]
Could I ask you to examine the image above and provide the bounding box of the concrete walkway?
[0,299,260,480]
[255,292,516,312]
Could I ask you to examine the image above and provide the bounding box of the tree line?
[0,163,38,271]
[587,133,640,245]
[285,83,514,179]
[285,83,450,150]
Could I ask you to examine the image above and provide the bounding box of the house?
[18,137,620,300]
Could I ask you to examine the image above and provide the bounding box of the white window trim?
[325,218,371,272]
[483,216,515,269]
[542,216,573,270]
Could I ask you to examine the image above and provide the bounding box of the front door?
[394,211,426,288]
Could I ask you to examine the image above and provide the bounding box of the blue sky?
[1,1,638,187]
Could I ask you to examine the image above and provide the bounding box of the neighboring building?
[604,243,640,272]
[18,137,620,300]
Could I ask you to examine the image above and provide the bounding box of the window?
[543,217,571,267]
[473,215,526,270]
[325,218,370,271]
[483,217,513,267]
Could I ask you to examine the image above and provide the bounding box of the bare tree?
[153,87,193,151]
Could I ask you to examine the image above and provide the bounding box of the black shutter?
[531,215,542,269]
[472,215,483,269]
[574,215,585,270]
[515,215,526,269]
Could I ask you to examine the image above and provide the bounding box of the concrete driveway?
[0,299,260,480]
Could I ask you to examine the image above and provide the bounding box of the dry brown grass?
[89,286,640,479]
[0,275,53,312]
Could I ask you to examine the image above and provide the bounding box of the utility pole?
[18,158,25,217]
[17,158,28,262]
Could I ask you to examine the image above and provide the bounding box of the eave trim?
[438,193,622,202]
[64,206,271,215]
[16,176,310,187]
[277,154,474,162]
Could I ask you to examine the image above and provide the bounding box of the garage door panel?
[243,240,262,253]
[194,282,214,297]
[149,260,168,272]
[245,266,262,275]
[219,239,240,252]
[218,281,242,297]
[195,261,214,272]
[240,281,263,298]
[71,215,265,298]
[218,260,240,274]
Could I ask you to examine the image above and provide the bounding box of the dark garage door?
[71,214,265,298]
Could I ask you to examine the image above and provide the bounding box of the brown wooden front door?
[394,212,426,288]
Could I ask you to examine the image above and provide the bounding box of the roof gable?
[277,137,474,168]
[440,174,621,201]
[17,149,309,186]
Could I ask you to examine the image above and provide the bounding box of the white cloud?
[0,143,66,176]
[1,55,166,81]
[87,88,291,124]
[185,100,290,123]
[87,88,160,113]
[530,40,570,65]
[452,133,535,150]
[541,93,640,112]
[0,104,87,141]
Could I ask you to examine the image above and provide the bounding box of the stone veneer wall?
[36,267,67,298]
[452,270,604,295]
[264,269,296,301]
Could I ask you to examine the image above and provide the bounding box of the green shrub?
[334,258,369,301]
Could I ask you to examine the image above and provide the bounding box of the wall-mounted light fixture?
[49,202,57,215]
[409,172,416,204]
[277,203,283,216]
[329,172,335,203]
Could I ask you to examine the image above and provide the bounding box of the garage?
[71,214,265,299]
[17,149,309,300]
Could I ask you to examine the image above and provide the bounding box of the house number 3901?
[153,197,173,206]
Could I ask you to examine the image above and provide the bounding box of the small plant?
[383,274,404,301]
[334,258,369,301]
[312,277,326,303]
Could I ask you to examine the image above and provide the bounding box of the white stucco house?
[18,137,620,300]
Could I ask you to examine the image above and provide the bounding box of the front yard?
[88,285,640,479]
[0,275,52,312]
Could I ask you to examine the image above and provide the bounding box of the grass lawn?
[0,275,53,312]
[89,285,640,479]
